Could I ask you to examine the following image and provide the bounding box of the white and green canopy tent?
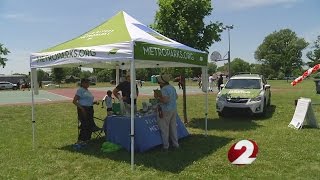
[30,11,209,169]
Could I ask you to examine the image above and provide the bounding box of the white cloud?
[0,50,30,75]
[1,13,54,23]
[215,0,302,10]
[301,26,320,44]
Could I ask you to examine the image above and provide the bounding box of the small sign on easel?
[288,98,319,129]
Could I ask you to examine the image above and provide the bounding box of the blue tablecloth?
[103,113,189,152]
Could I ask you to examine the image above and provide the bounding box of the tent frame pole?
[30,64,36,150]
[204,67,208,136]
[130,42,135,170]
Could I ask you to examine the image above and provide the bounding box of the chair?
[77,116,105,140]
[92,117,105,138]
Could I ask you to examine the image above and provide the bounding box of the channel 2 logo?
[228,140,258,165]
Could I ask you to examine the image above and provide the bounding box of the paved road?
[0,86,217,105]
[92,85,217,96]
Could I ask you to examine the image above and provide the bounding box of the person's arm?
[156,89,169,103]
[101,95,107,108]
[158,95,169,103]
[113,88,120,100]
[73,95,85,112]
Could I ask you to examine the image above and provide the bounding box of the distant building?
[0,75,27,83]
[65,75,80,83]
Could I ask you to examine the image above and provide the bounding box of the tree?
[136,68,150,81]
[153,0,222,123]
[306,35,320,67]
[231,58,250,74]
[0,44,10,68]
[37,69,49,81]
[96,69,112,82]
[80,70,92,79]
[64,67,81,77]
[255,29,308,76]
[207,62,217,75]
[51,68,65,84]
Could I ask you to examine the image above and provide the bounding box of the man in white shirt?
[208,74,214,92]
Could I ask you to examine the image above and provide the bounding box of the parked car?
[216,74,271,116]
[0,81,18,90]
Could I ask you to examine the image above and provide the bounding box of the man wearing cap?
[154,74,179,150]
[113,74,139,112]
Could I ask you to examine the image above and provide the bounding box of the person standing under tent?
[154,74,179,150]
[101,90,113,116]
[73,78,99,145]
[113,74,139,113]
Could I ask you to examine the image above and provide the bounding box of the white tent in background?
[30,11,209,169]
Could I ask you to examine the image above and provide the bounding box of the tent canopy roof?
[30,11,208,69]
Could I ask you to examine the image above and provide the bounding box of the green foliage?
[51,68,65,83]
[306,35,320,67]
[207,62,217,75]
[36,69,50,81]
[135,69,147,81]
[313,72,320,79]
[80,70,92,78]
[153,0,222,51]
[96,69,112,82]
[255,29,308,76]
[217,64,227,73]
[230,58,250,74]
[0,43,10,68]
[277,72,285,80]
[64,67,81,77]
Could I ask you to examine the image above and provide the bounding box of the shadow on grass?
[252,105,276,121]
[59,134,232,173]
[188,117,262,131]
[188,105,276,131]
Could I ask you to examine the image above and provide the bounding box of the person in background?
[101,90,113,116]
[73,78,99,145]
[113,74,139,113]
[177,75,182,89]
[217,74,224,92]
[16,81,20,90]
[197,74,202,88]
[208,74,214,92]
[39,81,43,88]
[154,74,179,151]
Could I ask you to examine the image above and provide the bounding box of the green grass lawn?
[1,79,320,179]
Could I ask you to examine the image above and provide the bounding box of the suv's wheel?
[261,100,267,116]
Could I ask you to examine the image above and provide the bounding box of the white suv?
[0,81,18,90]
[216,74,271,116]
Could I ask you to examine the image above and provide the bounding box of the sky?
[0,0,319,75]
